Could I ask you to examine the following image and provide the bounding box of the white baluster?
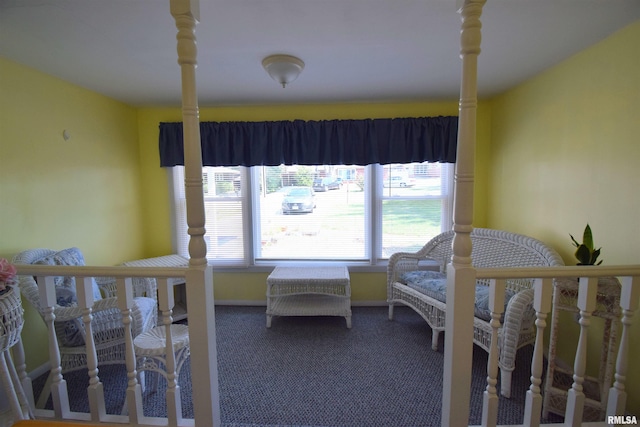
[482,279,505,427]
[0,350,23,421]
[523,278,552,427]
[12,334,34,412]
[76,277,105,421]
[117,277,144,422]
[607,276,639,416]
[565,276,597,426]
[36,276,70,417]
[5,348,32,420]
[158,278,182,425]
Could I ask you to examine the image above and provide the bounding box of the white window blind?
[172,166,246,265]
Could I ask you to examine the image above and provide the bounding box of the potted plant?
[0,258,18,295]
[569,224,603,265]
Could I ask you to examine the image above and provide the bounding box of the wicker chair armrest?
[134,277,157,301]
[388,252,441,282]
[54,296,155,342]
[93,276,157,301]
[500,288,536,368]
[52,297,120,322]
[94,277,118,298]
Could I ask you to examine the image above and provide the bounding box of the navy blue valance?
[159,116,458,167]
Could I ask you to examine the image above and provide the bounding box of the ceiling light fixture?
[262,54,305,88]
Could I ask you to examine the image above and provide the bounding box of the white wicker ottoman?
[266,266,351,328]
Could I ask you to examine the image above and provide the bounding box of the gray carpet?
[34,305,561,426]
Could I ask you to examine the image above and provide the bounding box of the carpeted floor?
[33,305,563,426]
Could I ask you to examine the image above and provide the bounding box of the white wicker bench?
[387,228,564,398]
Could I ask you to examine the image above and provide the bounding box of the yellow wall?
[0,58,146,263]
[0,57,147,368]
[488,21,640,411]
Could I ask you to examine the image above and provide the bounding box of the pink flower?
[0,258,17,285]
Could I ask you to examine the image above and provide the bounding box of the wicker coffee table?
[266,266,351,328]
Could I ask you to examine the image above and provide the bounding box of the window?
[170,162,453,267]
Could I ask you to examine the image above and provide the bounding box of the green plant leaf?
[575,244,591,265]
[582,224,594,251]
[569,234,580,248]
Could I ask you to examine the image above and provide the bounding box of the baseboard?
[351,300,387,306]
[215,300,266,306]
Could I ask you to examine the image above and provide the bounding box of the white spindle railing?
[474,266,640,427]
[13,264,194,427]
[9,263,640,427]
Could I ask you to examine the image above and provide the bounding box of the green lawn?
[325,198,442,236]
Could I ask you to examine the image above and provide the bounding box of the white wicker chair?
[13,248,158,375]
[387,228,564,398]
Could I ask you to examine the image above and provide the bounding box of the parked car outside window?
[281,186,316,214]
[383,175,416,188]
[312,176,342,192]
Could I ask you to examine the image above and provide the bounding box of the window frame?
[169,162,454,270]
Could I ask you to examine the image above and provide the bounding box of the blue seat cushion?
[33,247,103,301]
[398,270,516,322]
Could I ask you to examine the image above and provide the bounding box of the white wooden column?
[170,1,221,426]
[442,1,486,426]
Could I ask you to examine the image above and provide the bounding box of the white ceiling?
[1,0,639,107]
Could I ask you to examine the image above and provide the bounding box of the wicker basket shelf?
[543,277,622,422]
[0,286,24,353]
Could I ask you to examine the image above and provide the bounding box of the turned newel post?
[171,0,207,267]
[442,1,486,426]
[170,1,221,426]
[452,0,484,260]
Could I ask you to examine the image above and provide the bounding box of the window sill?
[208,261,388,274]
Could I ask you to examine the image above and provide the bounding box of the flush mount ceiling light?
[262,54,305,88]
